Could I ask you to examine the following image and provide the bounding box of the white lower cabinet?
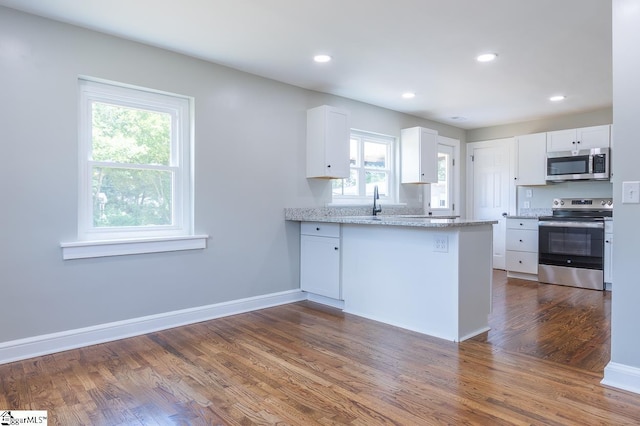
[300,223,341,300]
[604,220,613,289]
[505,218,539,280]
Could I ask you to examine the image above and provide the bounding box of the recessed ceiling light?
[450,116,467,121]
[476,53,498,62]
[402,92,416,99]
[313,54,332,63]
[549,95,566,102]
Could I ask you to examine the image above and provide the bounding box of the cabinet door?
[401,127,438,183]
[323,108,350,178]
[515,133,546,185]
[547,125,611,153]
[300,235,341,299]
[419,129,438,183]
[547,129,577,152]
[577,125,610,150]
[306,105,350,178]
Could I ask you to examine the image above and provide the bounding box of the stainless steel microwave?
[546,148,610,182]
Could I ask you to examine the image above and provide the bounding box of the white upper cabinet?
[546,125,611,153]
[401,127,438,184]
[515,132,547,186]
[306,105,350,179]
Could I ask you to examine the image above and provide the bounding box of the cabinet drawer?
[506,218,538,230]
[506,251,538,274]
[301,222,340,238]
[506,229,538,252]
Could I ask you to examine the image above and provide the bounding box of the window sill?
[60,235,209,260]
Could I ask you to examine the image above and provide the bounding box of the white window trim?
[61,77,206,259]
[61,235,208,260]
[332,130,397,205]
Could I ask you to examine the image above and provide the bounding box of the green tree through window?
[91,103,173,227]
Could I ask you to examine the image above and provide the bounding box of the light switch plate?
[525,189,533,198]
[622,181,640,204]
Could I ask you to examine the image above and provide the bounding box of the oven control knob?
[608,200,613,206]
[553,200,559,206]
[560,200,565,205]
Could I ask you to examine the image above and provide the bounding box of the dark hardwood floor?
[1,271,637,425]
[472,271,611,372]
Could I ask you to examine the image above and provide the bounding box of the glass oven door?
[538,220,604,270]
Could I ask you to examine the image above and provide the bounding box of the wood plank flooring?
[472,271,611,372]
[1,271,638,425]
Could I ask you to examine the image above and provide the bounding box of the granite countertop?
[285,209,496,228]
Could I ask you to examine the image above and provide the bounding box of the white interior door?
[466,138,515,270]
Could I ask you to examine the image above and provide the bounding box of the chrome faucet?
[372,185,382,216]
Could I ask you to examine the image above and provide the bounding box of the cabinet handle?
[519,260,523,263]
[572,141,576,144]
[327,164,331,168]
[316,227,320,231]
[519,223,523,226]
[334,247,339,251]
[519,239,523,242]
[606,240,610,243]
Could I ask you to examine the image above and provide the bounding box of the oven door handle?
[538,221,604,229]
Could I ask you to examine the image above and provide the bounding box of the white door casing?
[466,138,516,270]
[425,136,460,217]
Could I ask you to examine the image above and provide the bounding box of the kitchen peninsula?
[286,209,497,342]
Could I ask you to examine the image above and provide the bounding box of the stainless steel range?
[538,198,613,290]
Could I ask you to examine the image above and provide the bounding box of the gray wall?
[0,7,464,343]
[466,107,613,142]
[611,0,640,371]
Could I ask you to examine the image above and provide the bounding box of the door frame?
[465,138,517,270]
[425,136,460,216]
[465,138,517,220]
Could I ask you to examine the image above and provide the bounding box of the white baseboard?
[0,289,306,365]
[602,361,640,395]
[305,292,345,310]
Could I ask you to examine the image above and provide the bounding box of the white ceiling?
[0,0,612,129]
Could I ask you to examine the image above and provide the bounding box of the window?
[332,130,395,202]
[431,145,452,210]
[61,79,205,259]
[428,137,459,216]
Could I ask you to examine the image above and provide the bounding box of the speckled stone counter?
[285,208,496,228]
[508,208,552,218]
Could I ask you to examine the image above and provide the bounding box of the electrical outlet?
[434,234,448,252]
[523,201,531,209]
[526,189,533,198]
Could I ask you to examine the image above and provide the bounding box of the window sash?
[335,131,394,201]
[78,78,192,240]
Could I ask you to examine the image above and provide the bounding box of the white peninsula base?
[340,223,493,342]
